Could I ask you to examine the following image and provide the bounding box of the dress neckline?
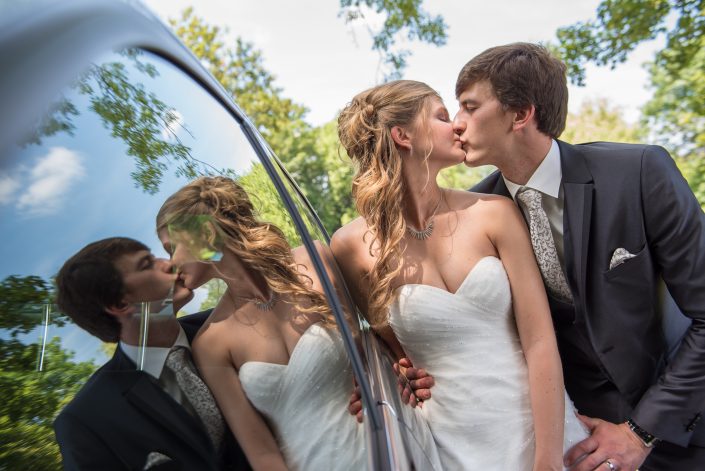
[238,322,324,371]
[394,255,500,297]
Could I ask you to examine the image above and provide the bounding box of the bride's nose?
[158,258,175,274]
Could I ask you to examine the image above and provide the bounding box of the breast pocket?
[603,244,649,283]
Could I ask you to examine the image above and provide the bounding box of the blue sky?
[1,48,263,364]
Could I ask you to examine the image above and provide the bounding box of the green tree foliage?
[199,279,227,311]
[339,0,447,80]
[238,163,302,245]
[170,9,356,232]
[311,120,357,227]
[24,49,202,195]
[83,52,197,194]
[561,98,643,144]
[438,165,496,190]
[553,0,705,205]
[0,275,60,335]
[0,338,96,470]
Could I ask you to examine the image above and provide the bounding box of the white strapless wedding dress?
[390,256,588,470]
[239,323,365,470]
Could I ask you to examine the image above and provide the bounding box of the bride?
[332,80,587,470]
[156,176,364,471]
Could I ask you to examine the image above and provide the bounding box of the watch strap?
[627,418,660,447]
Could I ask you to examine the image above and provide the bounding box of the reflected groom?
[457,43,705,470]
[54,237,250,470]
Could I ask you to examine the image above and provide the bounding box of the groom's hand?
[348,385,364,423]
[393,357,434,408]
[564,414,652,471]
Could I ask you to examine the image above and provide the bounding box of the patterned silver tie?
[163,347,225,450]
[516,187,573,303]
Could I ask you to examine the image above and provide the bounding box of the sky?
[142,0,663,127]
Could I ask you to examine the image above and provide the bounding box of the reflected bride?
[156,176,364,471]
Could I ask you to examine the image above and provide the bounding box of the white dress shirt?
[503,139,566,267]
[120,326,190,402]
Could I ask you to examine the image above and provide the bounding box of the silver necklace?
[406,190,444,240]
[250,291,277,311]
[228,289,278,311]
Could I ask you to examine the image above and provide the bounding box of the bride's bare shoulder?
[331,216,369,252]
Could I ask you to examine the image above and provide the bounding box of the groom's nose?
[453,113,466,135]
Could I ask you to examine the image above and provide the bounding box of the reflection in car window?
[1,48,340,469]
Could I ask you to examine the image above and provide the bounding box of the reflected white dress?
[390,256,588,470]
[238,323,365,471]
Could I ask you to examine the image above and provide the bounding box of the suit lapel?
[558,140,594,309]
[111,347,215,463]
[490,172,511,198]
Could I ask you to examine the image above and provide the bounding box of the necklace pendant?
[407,219,434,240]
[252,292,277,311]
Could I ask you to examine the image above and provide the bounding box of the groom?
[454,43,705,470]
[54,237,250,470]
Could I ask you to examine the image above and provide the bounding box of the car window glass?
[0,48,367,470]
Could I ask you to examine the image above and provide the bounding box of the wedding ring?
[604,459,616,470]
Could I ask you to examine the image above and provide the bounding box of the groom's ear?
[105,300,132,319]
[511,105,536,132]
[391,125,412,150]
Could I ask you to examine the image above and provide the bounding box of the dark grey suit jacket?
[54,311,251,470]
[472,140,705,448]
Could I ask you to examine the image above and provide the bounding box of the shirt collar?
[119,325,190,379]
[503,139,562,199]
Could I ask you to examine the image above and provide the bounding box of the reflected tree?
[21,49,204,195]
[0,338,96,470]
[0,275,63,335]
[0,275,96,470]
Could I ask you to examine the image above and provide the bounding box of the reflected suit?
[54,311,251,471]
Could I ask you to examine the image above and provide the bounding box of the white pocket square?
[144,451,172,470]
[609,248,636,270]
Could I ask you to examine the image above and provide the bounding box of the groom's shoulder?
[561,140,676,174]
[563,140,669,162]
[469,168,503,194]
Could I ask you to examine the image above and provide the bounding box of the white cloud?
[0,174,20,205]
[17,147,85,216]
[161,109,185,141]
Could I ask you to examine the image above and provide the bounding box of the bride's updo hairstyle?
[338,80,439,328]
[156,176,333,324]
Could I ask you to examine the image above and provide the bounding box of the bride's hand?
[394,357,435,407]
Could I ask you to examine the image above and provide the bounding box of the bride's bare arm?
[487,197,564,471]
[192,333,287,471]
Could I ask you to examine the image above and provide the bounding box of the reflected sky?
[0,49,262,365]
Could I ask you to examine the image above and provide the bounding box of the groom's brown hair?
[455,42,568,139]
[55,237,149,342]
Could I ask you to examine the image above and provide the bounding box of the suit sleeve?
[54,410,124,471]
[630,145,705,446]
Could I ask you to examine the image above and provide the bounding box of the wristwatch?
[627,418,660,447]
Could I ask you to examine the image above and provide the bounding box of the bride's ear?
[391,125,412,151]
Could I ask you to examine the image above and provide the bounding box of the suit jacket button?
[686,414,701,432]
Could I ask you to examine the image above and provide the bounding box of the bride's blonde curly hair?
[338,80,439,328]
[156,176,334,325]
